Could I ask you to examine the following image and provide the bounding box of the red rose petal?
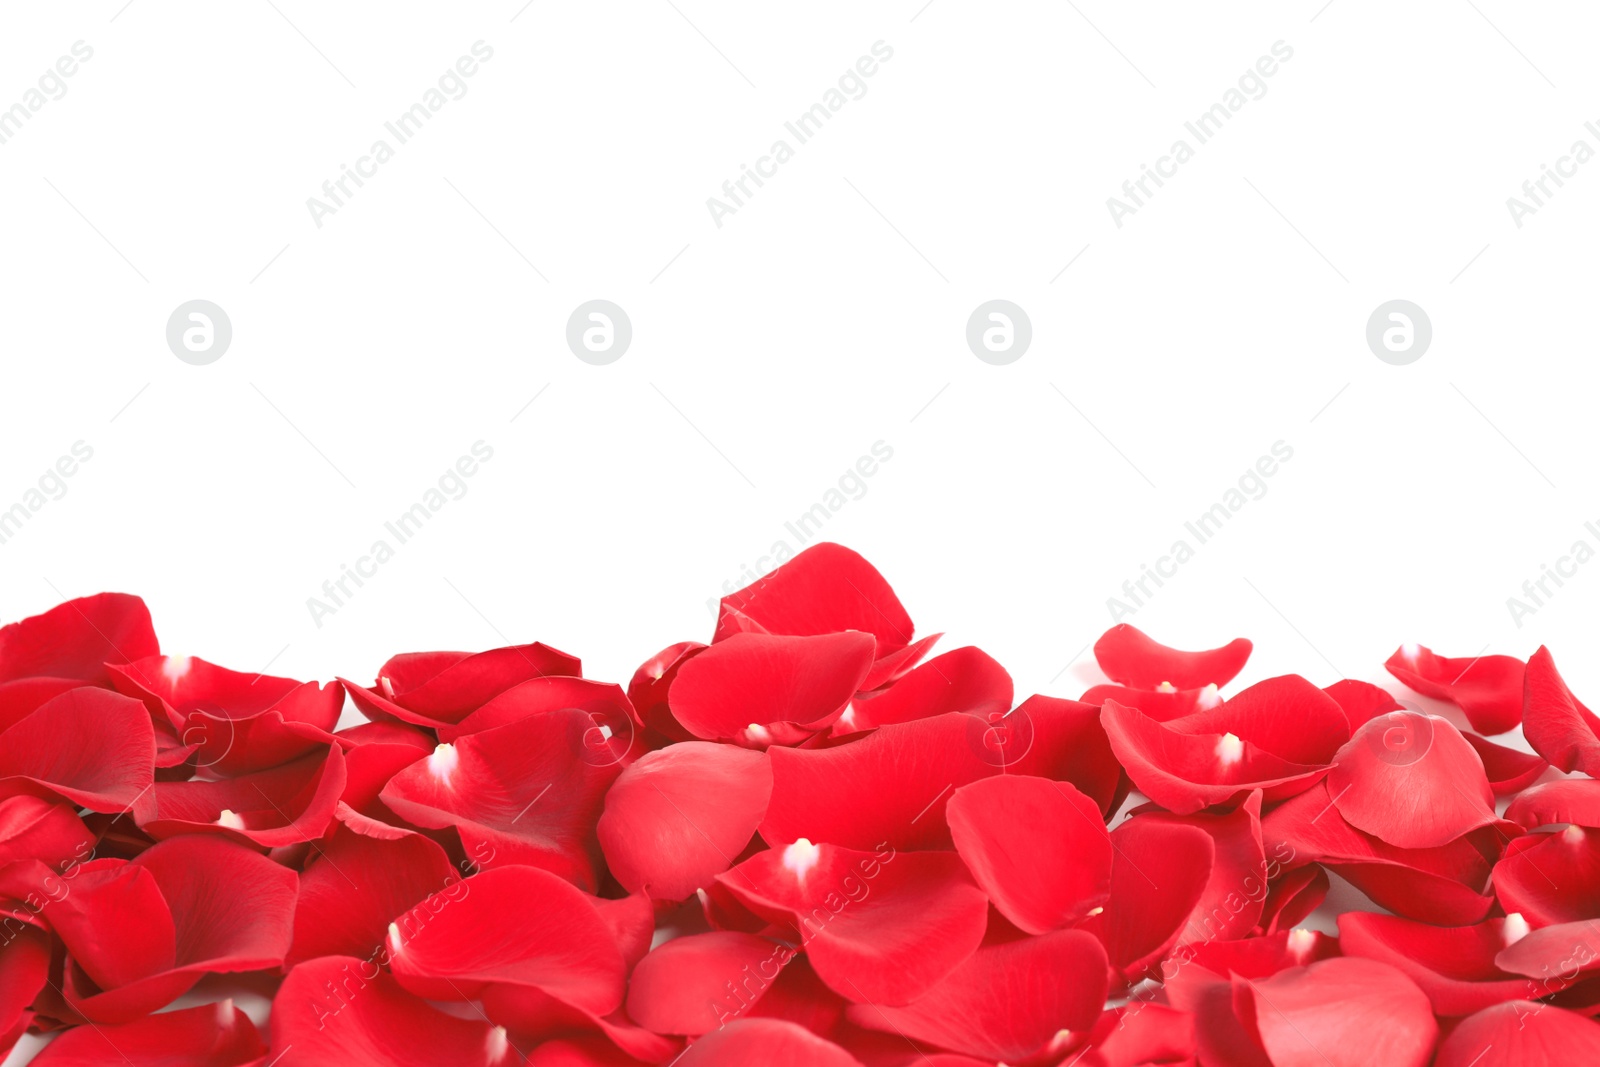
[0,927,50,1055]
[1493,827,1600,927]
[679,1018,864,1067]
[626,931,791,1035]
[342,641,582,730]
[1256,864,1330,935]
[1385,643,1525,736]
[1139,791,1267,945]
[1007,695,1128,817]
[845,929,1108,1062]
[1339,912,1546,1015]
[30,1000,265,1067]
[1505,777,1600,830]
[712,543,913,657]
[0,593,158,687]
[0,687,154,815]
[1464,731,1549,795]
[858,633,942,692]
[598,741,771,900]
[1080,681,1222,722]
[842,647,1012,732]
[1493,919,1600,988]
[1522,646,1600,776]
[669,632,875,743]
[0,796,95,870]
[140,743,346,848]
[1433,1001,1600,1066]
[945,775,1111,935]
[1237,957,1437,1067]
[381,708,627,890]
[1081,817,1214,985]
[717,842,988,1005]
[286,820,459,967]
[387,865,626,1019]
[270,955,517,1067]
[1172,674,1351,766]
[1322,678,1403,731]
[1093,624,1251,690]
[1327,711,1499,849]
[443,675,640,743]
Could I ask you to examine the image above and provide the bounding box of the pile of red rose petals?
[2,544,1599,1066]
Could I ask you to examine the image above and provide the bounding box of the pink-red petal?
[1386,643,1524,736]
[1093,624,1251,690]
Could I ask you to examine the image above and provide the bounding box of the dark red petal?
[30,1000,265,1066]
[1093,624,1251,690]
[1079,681,1222,722]
[717,843,987,1005]
[381,708,624,891]
[1082,818,1214,985]
[141,743,346,848]
[1433,1001,1600,1066]
[1100,698,1326,815]
[679,1018,864,1067]
[1493,827,1600,927]
[1506,777,1600,830]
[0,593,158,686]
[1322,679,1402,731]
[598,742,771,900]
[1328,711,1498,849]
[713,543,913,656]
[1522,647,1600,776]
[946,775,1111,934]
[1464,732,1549,795]
[286,820,459,967]
[1238,957,1436,1067]
[1262,780,1496,925]
[343,642,582,729]
[387,865,626,1018]
[108,655,343,775]
[271,955,517,1067]
[0,687,154,814]
[626,931,791,1034]
[843,647,1012,732]
[1139,791,1267,945]
[845,929,1108,1062]
[444,676,640,745]
[1256,864,1329,935]
[762,713,993,852]
[627,641,706,743]
[1339,912,1543,1016]
[669,632,875,742]
[1386,644,1525,735]
[0,796,94,869]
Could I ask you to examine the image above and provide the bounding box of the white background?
[1,1,1598,1056]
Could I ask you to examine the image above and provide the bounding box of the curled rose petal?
[386,865,626,1019]
[443,676,640,743]
[1505,777,1600,830]
[271,955,517,1067]
[29,1000,265,1067]
[0,796,95,870]
[1327,711,1499,849]
[598,741,771,901]
[1463,731,1548,795]
[669,632,876,743]
[945,775,1111,935]
[0,593,159,688]
[1256,864,1330,936]
[1080,681,1222,722]
[1493,919,1600,988]
[0,927,50,1059]
[628,640,706,743]
[841,647,1012,732]
[845,929,1109,1062]
[108,654,343,775]
[1322,678,1403,731]
[1522,646,1600,777]
[1236,957,1437,1067]
[1493,826,1600,927]
[140,743,346,848]
[341,642,582,731]
[626,931,792,1035]
[1081,817,1214,986]
[1262,780,1496,925]
[1385,643,1524,736]
[381,708,628,890]
[0,687,154,815]
[1433,1001,1600,1066]
[1339,912,1551,1016]
[712,543,913,656]
[1093,623,1251,690]
[1138,791,1268,945]
[716,842,988,1005]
